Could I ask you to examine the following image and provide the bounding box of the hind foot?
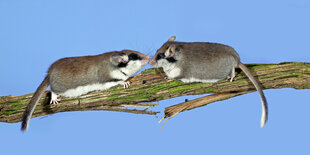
[50,91,61,104]
[227,67,236,82]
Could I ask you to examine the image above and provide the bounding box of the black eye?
[128,53,141,60]
[156,53,165,61]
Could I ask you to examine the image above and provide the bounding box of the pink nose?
[141,56,150,65]
[150,59,156,66]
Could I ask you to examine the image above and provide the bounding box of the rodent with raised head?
[150,36,268,128]
[21,50,150,131]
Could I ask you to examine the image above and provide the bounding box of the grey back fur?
[165,42,240,80]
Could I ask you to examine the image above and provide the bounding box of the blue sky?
[1,0,310,154]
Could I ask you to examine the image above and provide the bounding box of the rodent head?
[150,36,182,67]
[111,50,150,76]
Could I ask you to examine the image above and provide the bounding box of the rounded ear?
[168,36,176,42]
[165,44,177,57]
[111,55,128,65]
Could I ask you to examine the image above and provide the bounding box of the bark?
[1,62,310,123]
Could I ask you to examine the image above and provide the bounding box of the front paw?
[123,81,131,88]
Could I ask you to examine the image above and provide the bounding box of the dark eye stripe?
[166,57,177,63]
[128,53,142,61]
[117,62,127,68]
[155,53,165,61]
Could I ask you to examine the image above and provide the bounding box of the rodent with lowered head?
[150,36,268,128]
[21,50,150,131]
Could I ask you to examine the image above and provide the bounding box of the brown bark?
[1,62,309,123]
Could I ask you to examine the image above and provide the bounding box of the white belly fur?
[180,77,221,83]
[60,81,123,97]
[164,66,181,79]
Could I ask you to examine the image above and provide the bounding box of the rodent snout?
[149,59,156,66]
[141,56,150,65]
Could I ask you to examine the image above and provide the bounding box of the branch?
[1,62,310,123]
[163,62,310,120]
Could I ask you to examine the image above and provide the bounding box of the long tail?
[238,63,268,128]
[21,76,49,131]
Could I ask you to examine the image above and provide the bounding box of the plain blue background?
[1,0,310,154]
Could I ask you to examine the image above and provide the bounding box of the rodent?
[21,50,150,131]
[150,36,268,128]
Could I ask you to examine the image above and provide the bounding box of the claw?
[50,99,59,104]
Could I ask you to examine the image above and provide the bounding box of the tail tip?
[260,123,265,128]
[260,118,267,128]
[21,122,29,132]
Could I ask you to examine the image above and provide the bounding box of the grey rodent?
[150,36,268,128]
[21,50,150,131]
